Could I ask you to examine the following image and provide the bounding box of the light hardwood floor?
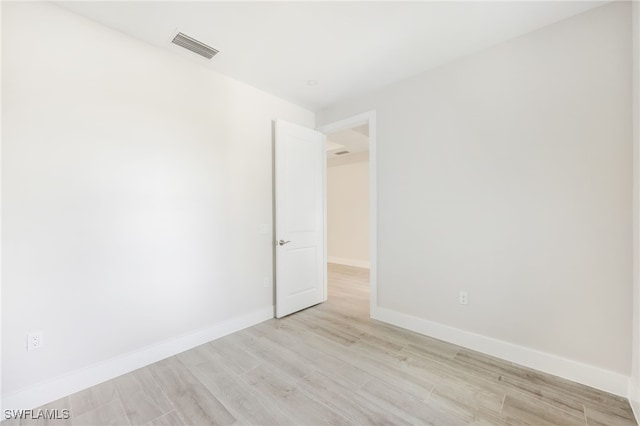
[7,263,637,425]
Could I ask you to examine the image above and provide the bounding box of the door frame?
[319,110,378,315]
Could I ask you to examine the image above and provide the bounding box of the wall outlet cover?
[27,331,44,351]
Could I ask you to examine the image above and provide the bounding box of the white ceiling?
[327,128,369,159]
[57,1,607,111]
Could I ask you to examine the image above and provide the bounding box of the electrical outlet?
[263,277,271,288]
[459,291,468,305]
[27,331,44,351]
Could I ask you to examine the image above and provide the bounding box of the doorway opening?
[320,111,377,317]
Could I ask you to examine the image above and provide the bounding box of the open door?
[274,120,326,318]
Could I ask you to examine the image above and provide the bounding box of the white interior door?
[275,120,326,318]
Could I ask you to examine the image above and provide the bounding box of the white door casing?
[274,120,326,318]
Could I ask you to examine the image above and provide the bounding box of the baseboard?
[630,398,640,425]
[629,380,640,424]
[327,256,370,269]
[1,306,274,411]
[372,306,629,397]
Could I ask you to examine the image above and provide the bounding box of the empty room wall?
[327,157,369,268]
[631,0,640,415]
[318,1,632,388]
[1,1,313,405]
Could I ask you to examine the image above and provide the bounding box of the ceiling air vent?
[171,32,219,59]
[334,151,350,156]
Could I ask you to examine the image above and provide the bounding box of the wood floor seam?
[585,405,593,426]
[72,390,126,422]
[507,381,589,421]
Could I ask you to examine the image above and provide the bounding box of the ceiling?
[57,1,607,111]
[327,128,369,160]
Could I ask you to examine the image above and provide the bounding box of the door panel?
[275,120,326,318]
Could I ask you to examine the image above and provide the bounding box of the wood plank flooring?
[8,264,637,425]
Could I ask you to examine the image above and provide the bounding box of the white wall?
[318,1,632,384]
[630,0,640,418]
[1,1,313,404]
[327,157,369,268]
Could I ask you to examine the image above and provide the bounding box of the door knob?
[278,240,291,246]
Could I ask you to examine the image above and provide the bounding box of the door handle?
[278,240,291,246]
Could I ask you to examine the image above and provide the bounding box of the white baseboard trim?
[328,256,370,269]
[630,398,640,425]
[372,306,629,397]
[1,306,274,411]
[629,381,640,424]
